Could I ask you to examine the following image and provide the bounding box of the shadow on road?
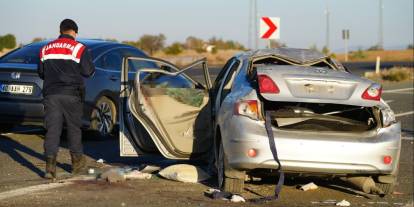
[0,133,71,177]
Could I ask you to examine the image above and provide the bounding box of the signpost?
[260,17,280,48]
[342,29,350,62]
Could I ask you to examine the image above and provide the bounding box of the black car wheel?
[90,96,116,137]
[217,140,245,194]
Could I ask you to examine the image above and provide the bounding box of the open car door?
[119,57,213,160]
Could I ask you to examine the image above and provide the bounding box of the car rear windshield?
[0,45,42,64]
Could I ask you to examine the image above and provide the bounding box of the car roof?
[20,39,146,60]
[28,38,130,50]
[239,48,328,64]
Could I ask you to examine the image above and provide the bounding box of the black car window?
[220,60,240,103]
[95,49,122,70]
[121,48,157,71]
[211,58,235,104]
[0,45,42,64]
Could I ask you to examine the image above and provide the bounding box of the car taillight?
[234,100,259,120]
[258,74,279,94]
[361,83,382,101]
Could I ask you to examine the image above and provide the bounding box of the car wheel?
[375,169,399,195]
[376,182,396,195]
[90,96,117,137]
[217,141,244,194]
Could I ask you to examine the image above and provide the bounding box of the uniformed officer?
[38,19,95,179]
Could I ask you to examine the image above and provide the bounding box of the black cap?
[60,19,78,33]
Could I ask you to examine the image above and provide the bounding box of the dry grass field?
[335,49,414,62]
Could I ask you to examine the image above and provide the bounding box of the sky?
[0,0,413,52]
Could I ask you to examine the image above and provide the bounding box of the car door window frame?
[215,58,241,106]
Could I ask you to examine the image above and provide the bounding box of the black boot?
[45,156,57,180]
[71,153,86,175]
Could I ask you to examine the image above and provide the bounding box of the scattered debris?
[322,200,337,204]
[204,188,245,203]
[96,159,105,163]
[139,165,161,174]
[392,191,404,195]
[100,168,126,183]
[124,170,152,180]
[88,168,95,175]
[158,164,210,183]
[299,182,318,191]
[336,199,351,206]
[230,194,246,203]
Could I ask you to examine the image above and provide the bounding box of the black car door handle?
[109,75,118,81]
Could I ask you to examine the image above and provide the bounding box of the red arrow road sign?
[261,17,278,39]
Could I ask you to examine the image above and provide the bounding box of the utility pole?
[325,0,330,51]
[248,0,252,49]
[378,0,384,49]
[253,0,258,49]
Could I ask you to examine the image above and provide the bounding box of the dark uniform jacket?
[38,34,95,97]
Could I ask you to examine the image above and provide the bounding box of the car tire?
[217,141,244,194]
[376,182,396,195]
[90,96,117,138]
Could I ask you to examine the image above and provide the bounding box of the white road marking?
[385,100,394,103]
[395,111,414,118]
[0,176,94,201]
[382,87,414,93]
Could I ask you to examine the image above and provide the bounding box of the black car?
[0,39,156,136]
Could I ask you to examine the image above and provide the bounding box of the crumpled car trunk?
[264,101,380,132]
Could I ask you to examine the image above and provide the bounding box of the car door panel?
[120,57,213,159]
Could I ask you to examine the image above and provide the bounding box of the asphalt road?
[0,67,413,206]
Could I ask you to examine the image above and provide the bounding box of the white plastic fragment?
[205,188,221,194]
[124,170,152,180]
[230,195,245,203]
[88,168,95,174]
[158,164,210,183]
[96,159,105,163]
[336,199,351,206]
[300,182,318,191]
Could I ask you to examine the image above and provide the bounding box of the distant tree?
[122,40,140,48]
[32,37,45,43]
[164,42,184,55]
[309,44,319,52]
[408,44,414,50]
[321,46,330,55]
[208,37,245,50]
[0,34,17,50]
[138,34,166,55]
[367,45,383,51]
[269,40,286,48]
[185,36,204,51]
[104,38,118,42]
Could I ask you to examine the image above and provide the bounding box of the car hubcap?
[96,102,112,135]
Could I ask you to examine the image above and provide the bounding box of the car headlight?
[381,108,396,127]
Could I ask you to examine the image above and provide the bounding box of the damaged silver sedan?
[118,48,401,195]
